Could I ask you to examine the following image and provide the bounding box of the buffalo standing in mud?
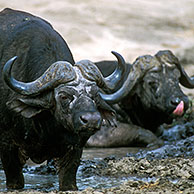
[87,50,194,148]
[0,8,129,191]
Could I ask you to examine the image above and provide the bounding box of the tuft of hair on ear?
[6,98,43,118]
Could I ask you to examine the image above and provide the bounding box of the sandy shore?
[1,0,194,63]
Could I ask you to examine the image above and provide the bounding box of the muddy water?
[0,147,143,192]
[0,171,58,192]
[0,168,152,192]
[82,147,144,159]
[0,170,128,192]
[0,133,193,193]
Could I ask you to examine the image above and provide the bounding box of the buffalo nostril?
[80,115,88,124]
[79,112,102,128]
[171,97,180,106]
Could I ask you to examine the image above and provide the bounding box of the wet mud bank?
[1,124,194,193]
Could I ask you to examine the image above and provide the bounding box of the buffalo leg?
[1,147,24,189]
[57,146,83,191]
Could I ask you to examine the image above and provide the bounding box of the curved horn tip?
[111,51,126,63]
[5,56,18,68]
[9,56,18,63]
[3,56,18,72]
[111,51,121,58]
[12,56,18,60]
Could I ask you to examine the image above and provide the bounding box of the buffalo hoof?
[6,177,24,190]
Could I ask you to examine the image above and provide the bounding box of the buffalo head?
[116,50,190,131]
[3,52,128,139]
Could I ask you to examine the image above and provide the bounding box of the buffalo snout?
[80,112,102,128]
[72,96,102,133]
[169,95,189,116]
[79,111,102,130]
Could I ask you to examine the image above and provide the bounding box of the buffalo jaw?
[72,96,102,137]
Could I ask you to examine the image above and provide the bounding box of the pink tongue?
[173,101,184,116]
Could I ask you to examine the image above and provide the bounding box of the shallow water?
[0,137,193,192]
[0,171,58,192]
[0,169,156,192]
[0,147,143,192]
[82,147,144,159]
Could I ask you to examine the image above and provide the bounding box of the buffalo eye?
[148,81,159,92]
[60,95,68,101]
[58,92,74,108]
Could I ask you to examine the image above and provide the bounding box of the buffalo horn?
[99,67,138,103]
[75,51,129,93]
[99,55,156,103]
[174,60,194,88]
[104,51,128,91]
[3,56,76,96]
[155,50,194,89]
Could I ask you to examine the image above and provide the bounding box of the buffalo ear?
[6,93,54,118]
[91,86,117,127]
[6,99,43,118]
[96,97,117,127]
[99,108,117,127]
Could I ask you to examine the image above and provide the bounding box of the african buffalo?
[0,8,129,191]
[87,50,192,148]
